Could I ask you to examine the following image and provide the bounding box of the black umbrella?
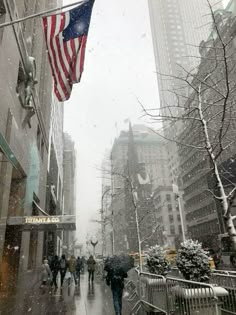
[104,254,134,273]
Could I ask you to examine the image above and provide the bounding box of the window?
[168,204,172,212]
[170,225,175,235]
[169,214,174,223]
[166,194,171,201]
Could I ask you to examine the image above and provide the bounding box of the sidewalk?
[0,270,133,315]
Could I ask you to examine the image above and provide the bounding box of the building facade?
[0,0,76,290]
[147,0,223,248]
[110,124,183,253]
[178,5,236,249]
[63,133,77,255]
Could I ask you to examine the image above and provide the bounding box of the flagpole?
[0,0,84,29]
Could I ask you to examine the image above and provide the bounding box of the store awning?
[7,215,76,231]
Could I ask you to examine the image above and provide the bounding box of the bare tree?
[142,2,236,248]
[100,166,160,271]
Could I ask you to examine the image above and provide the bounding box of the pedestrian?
[87,255,96,283]
[106,267,128,315]
[76,256,82,284]
[68,255,77,285]
[40,259,51,288]
[59,254,68,287]
[50,255,60,288]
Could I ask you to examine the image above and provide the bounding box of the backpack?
[61,259,66,269]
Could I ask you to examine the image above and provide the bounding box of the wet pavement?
[0,272,132,315]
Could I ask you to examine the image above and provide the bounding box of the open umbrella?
[104,254,134,273]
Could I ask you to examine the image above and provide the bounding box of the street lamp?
[101,187,121,256]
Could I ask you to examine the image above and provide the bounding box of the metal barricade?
[131,269,230,315]
[166,277,226,315]
[210,273,236,314]
[136,271,168,314]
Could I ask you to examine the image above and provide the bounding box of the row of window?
[182,161,206,183]
[184,177,206,196]
[189,219,220,237]
[186,202,216,222]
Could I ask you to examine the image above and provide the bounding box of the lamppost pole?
[101,188,111,257]
[172,184,185,242]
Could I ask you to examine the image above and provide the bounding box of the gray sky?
[63,0,159,243]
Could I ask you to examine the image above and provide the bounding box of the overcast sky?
[62,0,230,245]
[62,0,158,243]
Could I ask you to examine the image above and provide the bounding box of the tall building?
[44,98,64,259]
[148,0,223,179]
[63,133,77,255]
[110,124,183,252]
[178,5,236,249]
[0,0,75,290]
[148,0,223,106]
[147,0,223,246]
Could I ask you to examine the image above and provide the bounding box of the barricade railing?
[210,273,236,314]
[213,269,236,276]
[166,277,225,315]
[139,271,167,314]
[131,268,230,315]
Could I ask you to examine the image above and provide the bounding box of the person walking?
[40,259,51,288]
[59,254,68,287]
[50,255,60,288]
[76,256,82,284]
[87,255,96,283]
[106,267,128,315]
[68,255,77,286]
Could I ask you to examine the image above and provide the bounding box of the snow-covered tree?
[176,239,211,282]
[146,245,171,276]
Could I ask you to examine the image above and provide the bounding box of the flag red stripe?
[47,15,65,100]
[72,37,81,83]
[79,35,87,78]
[70,39,77,83]
[43,17,61,100]
[54,14,73,97]
[50,15,71,100]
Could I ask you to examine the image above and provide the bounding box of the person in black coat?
[59,254,68,287]
[106,267,128,315]
[50,255,60,288]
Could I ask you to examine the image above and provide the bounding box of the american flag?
[42,0,95,102]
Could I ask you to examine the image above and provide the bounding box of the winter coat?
[41,262,51,282]
[68,257,76,273]
[50,257,60,274]
[87,257,96,272]
[106,268,127,290]
[76,258,82,271]
[59,258,68,271]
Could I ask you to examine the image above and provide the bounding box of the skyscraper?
[110,125,182,252]
[148,0,223,109]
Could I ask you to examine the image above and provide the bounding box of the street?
[0,272,132,315]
